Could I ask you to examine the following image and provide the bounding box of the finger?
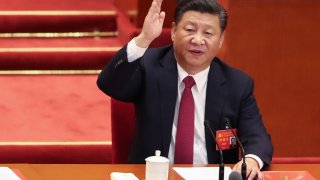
[247,168,260,180]
[246,166,253,179]
[147,1,156,15]
[247,166,252,177]
[257,170,263,180]
[154,0,163,7]
[158,11,166,24]
[148,0,163,15]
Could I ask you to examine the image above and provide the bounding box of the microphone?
[204,120,224,180]
[224,117,247,180]
[229,171,242,180]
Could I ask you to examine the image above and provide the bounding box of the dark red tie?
[174,76,196,164]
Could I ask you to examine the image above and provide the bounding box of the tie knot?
[183,76,196,89]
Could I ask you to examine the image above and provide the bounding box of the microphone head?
[224,117,230,124]
[229,171,242,180]
[204,120,210,126]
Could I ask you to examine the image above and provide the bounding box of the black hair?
[174,0,228,32]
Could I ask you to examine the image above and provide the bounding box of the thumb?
[159,11,166,25]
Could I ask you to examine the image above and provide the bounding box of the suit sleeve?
[97,45,144,102]
[238,79,273,168]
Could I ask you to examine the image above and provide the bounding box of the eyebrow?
[185,20,215,29]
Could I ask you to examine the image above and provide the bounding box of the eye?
[205,32,213,36]
[184,25,195,33]
[185,28,194,32]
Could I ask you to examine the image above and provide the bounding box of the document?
[173,166,232,180]
[110,172,139,180]
[0,167,21,180]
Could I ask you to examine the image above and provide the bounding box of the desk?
[4,164,320,180]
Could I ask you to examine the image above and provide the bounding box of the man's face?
[171,11,224,75]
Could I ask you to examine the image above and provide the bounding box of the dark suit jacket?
[97,45,273,167]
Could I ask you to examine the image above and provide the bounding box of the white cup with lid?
[145,150,170,180]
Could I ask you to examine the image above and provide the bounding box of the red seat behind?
[111,99,135,163]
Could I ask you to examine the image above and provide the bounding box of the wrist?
[134,34,153,48]
[245,154,264,169]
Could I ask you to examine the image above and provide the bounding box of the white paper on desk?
[0,167,21,180]
[173,166,232,180]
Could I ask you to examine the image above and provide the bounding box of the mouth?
[188,49,205,56]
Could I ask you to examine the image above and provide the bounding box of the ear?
[171,22,177,42]
[219,32,225,48]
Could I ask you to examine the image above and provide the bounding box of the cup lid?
[145,150,169,163]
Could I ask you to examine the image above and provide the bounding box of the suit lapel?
[205,59,227,130]
[205,58,227,163]
[158,47,178,157]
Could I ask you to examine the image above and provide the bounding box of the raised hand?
[135,0,166,47]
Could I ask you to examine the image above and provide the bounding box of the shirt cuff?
[127,38,148,62]
[245,154,264,170]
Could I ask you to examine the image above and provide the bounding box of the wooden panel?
[227,0,320,156]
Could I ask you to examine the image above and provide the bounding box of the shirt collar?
[177,63,210,92]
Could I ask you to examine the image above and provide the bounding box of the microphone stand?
[224,118,247,180]
[204,120,224,180]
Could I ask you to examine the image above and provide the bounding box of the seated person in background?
[97,0,273,179]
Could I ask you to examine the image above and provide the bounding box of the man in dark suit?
[97,0,273,179]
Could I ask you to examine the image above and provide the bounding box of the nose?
[191,33,204,45]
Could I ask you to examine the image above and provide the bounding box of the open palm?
[137,0,166,47]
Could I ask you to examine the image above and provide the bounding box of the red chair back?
[111,99,135,163]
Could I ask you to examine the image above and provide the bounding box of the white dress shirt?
[168,64,209,164]
[125,38,263,168]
